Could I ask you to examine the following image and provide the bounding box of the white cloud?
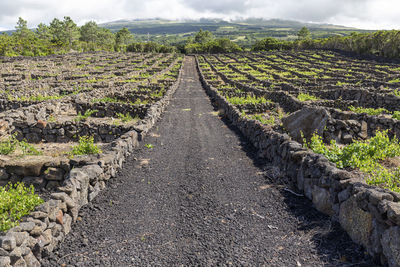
[0,0,399,30]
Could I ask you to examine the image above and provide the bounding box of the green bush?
[305,130,400,192]
[71,136,102,156]
[0,182,44,232]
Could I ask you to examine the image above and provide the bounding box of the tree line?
[0,17,176,56]
[252,27,400,59]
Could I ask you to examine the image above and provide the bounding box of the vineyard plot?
[197,51,400,192]
[0,52,183,196]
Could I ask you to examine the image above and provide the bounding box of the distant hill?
[99,18,370,47]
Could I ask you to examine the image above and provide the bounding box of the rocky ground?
[42,57,375,266]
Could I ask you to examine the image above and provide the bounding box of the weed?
[144,144,154,149]
[71,136,102,156]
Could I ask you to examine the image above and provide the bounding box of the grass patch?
[0,182,44,232]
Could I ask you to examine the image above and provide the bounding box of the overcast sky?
[0,0,399,31]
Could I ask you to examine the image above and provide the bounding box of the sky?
[0,0,399,31]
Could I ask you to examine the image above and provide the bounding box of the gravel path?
[42,57,374,266]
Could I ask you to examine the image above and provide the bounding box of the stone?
[82,164,104,179]
[342,133,353,144]
[24,252,40,267]
[282,107,331,143]
[25,133,42,143]
[381,227,400,267]
[5,157,54,177]
[12,258,26,267]
[11,232,29,246]
[339,197,373,248]
[21,176,46,189]
[50,192,75,209]
[0,248,8,256]
[0,236,16,251]
[9,247,22,262]
[44,167,65,181]
[37,229,52,248]
[63,214,72,235]
[0,256,11,267]
[312,186,334,215]
[0,120,8,137]
[0,168,9,181]
[338,187,351,203]
[46,181,60,190]
[69,169,89,207]
[387,202,400,225]
[30,226,43,236]
[36,120,47,129]
[359,121,368,139]
[56,210,63,225]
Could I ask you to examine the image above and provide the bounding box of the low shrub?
[71,136,102,156]
[0,182,44,232]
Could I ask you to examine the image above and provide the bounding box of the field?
[0,52,182,192]
[1,51,400,266]
[197,50,400,191]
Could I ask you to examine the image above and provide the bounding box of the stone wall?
[196,56,400,267]
[0,59,183,266]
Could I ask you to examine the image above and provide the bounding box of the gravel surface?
[42,57,375,266]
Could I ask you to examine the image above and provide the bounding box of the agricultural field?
[0,52,182,230]
[197,50,400,192]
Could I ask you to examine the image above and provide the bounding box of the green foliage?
[115,27,134,51]
[194,29,214,44]
[144,144,154,149]
[71,136,102,156]
[226,95,269,105]
[0,135,41,156]
[184,30,242,53]
[18,140,41,156]
[0,182,44,232]
[0,135,17,155]
[75,109,98,122]
[127,42,176,53]
[297,26,311,40]
[388,78,400,84]
[297,93,319,101]
[348,106,389,115]
[249,114,276,125]
[116,113,138,123]
[252,37,293,51]
[297,30,400,59]
[305,130,400,191]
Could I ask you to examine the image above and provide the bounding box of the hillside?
[100,18,371,46]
